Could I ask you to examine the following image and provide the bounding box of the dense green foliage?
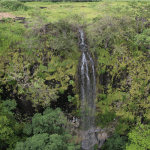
[100,132,129,150]
[1,1,150,149]
[0,1,32,11]
[14,107,80,150]
[84,2,150,149]
[1,0,102,3]
[134,28,150,51]
[125,119,150,150]
[0,99,28,150]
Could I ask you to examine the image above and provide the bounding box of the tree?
[134,28,150,52]
[0,1,32,12]
[14,107,80,150]
[101,132,129,150]
[125,118,150,150]
[0,51,59,111]
[128,2,150,34]
[0,99,28,150]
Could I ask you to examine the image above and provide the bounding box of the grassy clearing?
[103,0,150,1]
[0,1,145,26]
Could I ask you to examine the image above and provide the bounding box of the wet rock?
[40,7,47,9]
[12,17,29,24]
[15,17,26,21]
[81,127,98,150]
[62,114,117,149]
[98,139,105,149]
[0,20,5,23]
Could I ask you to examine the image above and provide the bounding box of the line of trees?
[0,0,102,5]
[17,0,101,2]
[0,0,102,3]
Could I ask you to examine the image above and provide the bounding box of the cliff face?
[61,115,118,149]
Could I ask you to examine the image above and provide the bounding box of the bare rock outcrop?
[62,114,117,149]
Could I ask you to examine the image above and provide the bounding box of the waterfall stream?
[79,29,96,150]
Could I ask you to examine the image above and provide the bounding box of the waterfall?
[79,29,96,150]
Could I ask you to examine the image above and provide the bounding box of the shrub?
[0,1,32,11]
[14,107,80,150]
[125,120,150,150]
[0,99,28,150]
[101,132,129,150]
[133,28,150,52]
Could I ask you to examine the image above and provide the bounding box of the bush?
[0,99,28,150]
[0,1,32,11]
[15,107,80,150]
[95,110,116,128]
[133,28,150,52]
[101,132,129,150]
[125,120,150,150]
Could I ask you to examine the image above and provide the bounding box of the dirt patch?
[0,12,16,20]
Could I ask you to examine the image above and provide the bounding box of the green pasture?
[0,0,148,55]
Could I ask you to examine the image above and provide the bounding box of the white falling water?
[79,29,96,150]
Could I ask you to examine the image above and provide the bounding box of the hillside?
[0,1,150,150]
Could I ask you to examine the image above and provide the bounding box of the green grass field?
[102,0,150,1]
[0,0,129,54]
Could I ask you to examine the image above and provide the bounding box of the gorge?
[1,1,150,150]
[78,28,96,150]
